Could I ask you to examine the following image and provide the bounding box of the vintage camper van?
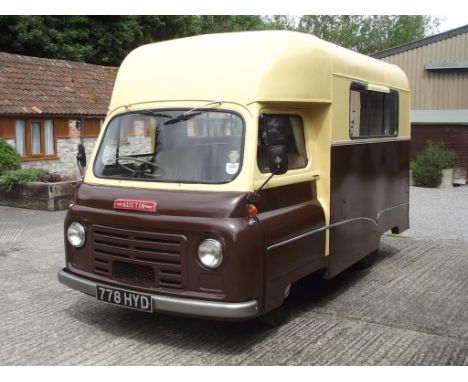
[58,31,410,325]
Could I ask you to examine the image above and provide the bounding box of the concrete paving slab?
[0,194,467,365]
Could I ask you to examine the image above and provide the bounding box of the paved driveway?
[0,187,467,365]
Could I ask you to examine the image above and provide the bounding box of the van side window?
[349,84,399,138]
[257,114,308,173]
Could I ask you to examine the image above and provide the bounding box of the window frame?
[15,119,57,161]
[93,108,246,185]
[349,82,399,140]
[257,113,309,174]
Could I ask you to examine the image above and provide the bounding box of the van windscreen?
[93,110,244,184]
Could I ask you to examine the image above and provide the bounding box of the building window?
[257,114,308,173]
[15,119,55,158]
[44,120,54,155]
[349,83,399,138]
[15,120,26,156]
[31,122,42,154]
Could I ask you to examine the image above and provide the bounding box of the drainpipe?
[80,117,85,145]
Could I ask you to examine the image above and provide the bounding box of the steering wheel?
[116,156,165,177]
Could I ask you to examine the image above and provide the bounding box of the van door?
[254,113,327,312]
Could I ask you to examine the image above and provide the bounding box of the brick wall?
[411,125,468,183]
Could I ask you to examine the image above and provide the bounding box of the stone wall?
[6,137,97,179]
[5,139,15,149]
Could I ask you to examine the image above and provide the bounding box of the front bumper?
[58,268,259,319]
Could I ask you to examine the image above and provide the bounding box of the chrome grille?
[91,224,186,288]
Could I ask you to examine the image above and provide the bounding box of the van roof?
[109,30,409,111]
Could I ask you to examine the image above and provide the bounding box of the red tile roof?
[0,52,117,116]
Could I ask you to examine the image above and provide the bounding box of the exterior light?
[198,239,223,269]
[248,204,257,218]
[67,222,86,248]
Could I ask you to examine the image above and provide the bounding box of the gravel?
[404,185,468,241]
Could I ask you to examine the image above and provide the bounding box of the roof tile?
[0,52,117,116]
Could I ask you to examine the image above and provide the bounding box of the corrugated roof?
[371,24,468,59]
[412,109,468,124]
[0,52,117,116]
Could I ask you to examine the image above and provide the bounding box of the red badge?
[113,199,158,213]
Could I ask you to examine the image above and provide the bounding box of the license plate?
[96,285,153,313]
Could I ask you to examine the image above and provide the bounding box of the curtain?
[15,120,26,156]
[45,120,54,155]
[31,122,41,154]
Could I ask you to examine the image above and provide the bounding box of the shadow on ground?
[64,240,401,357]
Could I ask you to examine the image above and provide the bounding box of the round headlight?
[67,222,86,248]
[198,239,223,269]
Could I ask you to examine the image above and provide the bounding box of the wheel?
[260,284,296,327]
[352,249,378,270]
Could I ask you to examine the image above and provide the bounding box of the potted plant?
[0,140,79,210]
[410,141,458,188]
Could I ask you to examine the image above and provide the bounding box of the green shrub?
[412,164,442,188]
[410,141,458,188]
[413,140,458,170]
[0,168,48,192]
[0,140,21,175]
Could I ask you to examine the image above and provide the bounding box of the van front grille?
[113,261,155,286]
[90,224,187,289]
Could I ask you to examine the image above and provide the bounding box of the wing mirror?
[268,145,288,175]
[247,144,289,209]
[76,144,87,180]
[77,144,86,167]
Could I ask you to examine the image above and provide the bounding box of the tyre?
[260,283,296,327]
[352,249,378,270]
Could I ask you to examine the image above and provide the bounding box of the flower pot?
[0,180,80,210]
[439,168,454,188]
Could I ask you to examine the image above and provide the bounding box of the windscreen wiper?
[163,101,223,126]
[137,110,172,118]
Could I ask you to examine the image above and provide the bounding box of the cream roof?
[109,31,409,111]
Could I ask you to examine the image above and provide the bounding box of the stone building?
[372,24,468,184]
[0,52,117,178]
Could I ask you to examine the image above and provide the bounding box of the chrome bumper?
[57,268,258,319]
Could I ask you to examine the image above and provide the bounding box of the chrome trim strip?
[267,225,327,251]
[329,217,378,228]
[58,269,258,319]
[267,202,409,251]
[376,202,409,221]
[331,137,410,146]
[58,268,97,296]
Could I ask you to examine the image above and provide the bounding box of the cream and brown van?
[58,31,410,325]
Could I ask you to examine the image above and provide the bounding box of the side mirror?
[76,144,86,167]
[268,145,288,175]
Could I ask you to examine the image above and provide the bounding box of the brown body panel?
[66,184,264,305]
[257,181,326,311]
[65,181,326,316]
[327,140,410,277]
